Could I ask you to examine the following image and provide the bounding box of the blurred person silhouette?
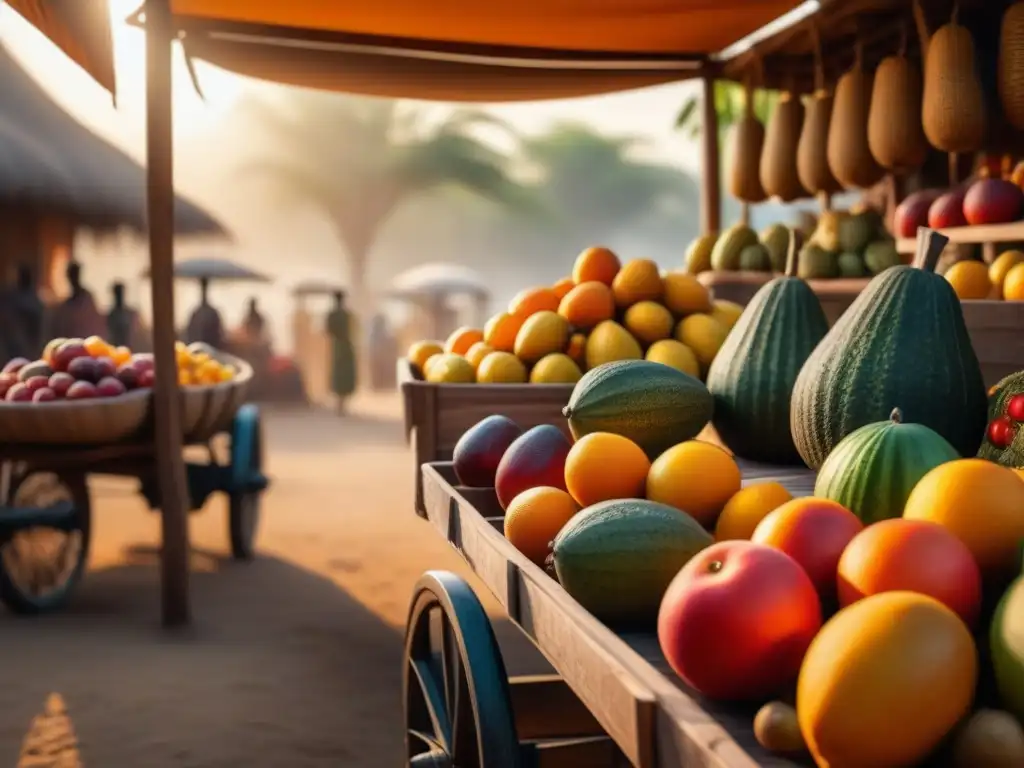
[185,277,224,349]
[326,290,356,414]
[107,282,141,349]
[8,264,44,359]
[241,297,268,344]
[46,261,105,342]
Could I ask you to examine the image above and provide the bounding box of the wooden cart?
[404,458,816,767]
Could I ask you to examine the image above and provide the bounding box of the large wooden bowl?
[180,354,254,444]
[0,388,153,445]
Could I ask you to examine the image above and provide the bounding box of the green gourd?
[790,229,988,469]
[706,234,829,464]
[815,408,960,524]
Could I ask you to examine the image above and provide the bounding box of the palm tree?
[675,81,777,139]
[231,89,529,314]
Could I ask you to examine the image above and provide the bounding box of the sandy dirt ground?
[2,393,547,767]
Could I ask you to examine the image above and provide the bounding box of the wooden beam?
[509,675,606,741]
[699,74,721,235]
[146,0,191,627]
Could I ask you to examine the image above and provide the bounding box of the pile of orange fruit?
[174,341,237,386]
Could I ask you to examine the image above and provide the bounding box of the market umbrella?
[142,257,271,283]
[291,279,346,297]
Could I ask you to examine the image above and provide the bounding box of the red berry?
[988,417,1016,448]
[1008,394,1024,422]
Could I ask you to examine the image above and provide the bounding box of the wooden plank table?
[418,458,817,767]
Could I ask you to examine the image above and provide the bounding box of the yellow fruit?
[111,346,132,367]
[675,313,730,369]
[408,340,444,373]
[83,335,112,358]
[662,272,713,316]
[477,351,527,384]
[797,592,977,768]
[425,353,475,383]
[645,340,700,378]
[509,286,561,318]
[566,333,586,367]
[558,281,615,330]
[715,482,793,541]
[196,359,223,384]
[1004,262,1024,301]
[754,702,806,756]
[423,353,444,377]
[685,233,717,274]
[951,710,1024,768]
[444,327,484,356]
[945,260,992,300]
[710,299,744,330]
[530,353,582,384]
[514,311,570,364]
[505,486,580,566]
[175,345,192,368]
[623,301,674,345]
[465,342,494,371]
[611,259,663,308]
[564,432,651,507]
[585,320,642,369]
[646,441,740,526]
[218,365,236,382]
[572,246,621,286]
[178,369,193,386]
[484,312,525,353]
[990,250,1024,299]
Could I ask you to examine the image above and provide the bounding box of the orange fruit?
[990,250,1024,299]
[444,327,484,356]
[504,486,580,566]
[111,346,132,367]
[944,260,992,300]
[509,287,561,318]
[566,333,586,367]
[83,335,112,358]
[1005,262,1024,301]
[662,272,713,316]
[558,281,615,330]
[408,340,444,373]
[552,276,575,299]
[715,482,792,541]
[903,458,1024,583]
[464,341,494,371]
[623,301,674,344]
[612,259,663,308]
[572,246,621,286]
[646,441,740,526]
[564,432,651,507]
[483,312,525,353]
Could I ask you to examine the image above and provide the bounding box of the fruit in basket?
[2,357,29,375]
[837,212,876,254]
[494,425,572,509]
[903,459,1024,583]
[658,541,821,700]
[760,224,793,273]
[715,482,793,542]
[553,499,712,624]
[623,301,673,344]
[566,334,586,367]
[675,314,728,370]
[706,235,829,464]
[950,710,1024,768]
[51,340,89,373]
[928,189,968,229]
[96,376,127,398]
[5,383,31,402]
[790,230,988,469]
[476,352,527,384]
[529,354,581,384]
[407,340,443,374]
[23,376,49,394]
[992,570,1024,721]
[0,373,16,398]
[572,246,620,286]
[964,178,1024,225]
[945,259,992,299]
[509,286,561,318]
[453,415,523,488]
[48,372,74,397]
[837,518,982,625]
[444,327,484,356]
[738,243,772,272]
[797,592,977,768]
[646,441,740,526]
[564,433,650,506]
[464,342,492,371]
[814,408,960,524]
[836,251,868,277]
[611,259,662,308]
[513,311,569,364]
[709,299,743,331]
[65,381,97,400]
[752,498,863,600]
[684,233,717,275]
[32,387,56,403]
[753,701,806,756]
[557,281,614,330]
[564,360,713,459]
[663,273,712,318]
[584,321,641,369]
[991,250,1024,299]
[795,244,838,280]
[644,340,700,378]
[483,312,524,353]
[424,353,475,384]
[1005,262,1024,301]
[18,360,52,382]
[66,356,100,383]
[894,189,941,238]
[710,225,758,271]
[504,486,579,567]
[94,356,117,380]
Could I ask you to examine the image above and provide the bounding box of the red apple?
[94,356,116,380]
[0,372,17,398]
[53,341,89,373]
[48,373,74,398]
[964,178,1024,225]
[23,376,50,394]
[893,189,942,238]
[2,357,29,375]
[95,376,127,398]
[130,354,155,374]
[1008,395,1024,422]
[32,388,57,403]
[5,383,32,402]
[115,365,139,390]
[65,381,97,400]
[137,369,155,388]
[67,356,100,383]
[927,190,968,229]
[658,541,822,701]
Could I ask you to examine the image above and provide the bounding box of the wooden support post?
[700,74,721,236]
[146,0,191,627]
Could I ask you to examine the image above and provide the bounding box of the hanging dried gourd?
[828,37,885,189]
[761,84,807,201]
[999,2,1024,130]
[922,5,986,153]
[797,28,842,195]
[868,26,928,173]
[725,80,768,203]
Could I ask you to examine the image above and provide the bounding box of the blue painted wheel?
[403,571,522,768]
[229,404,263,560]
[0,468,90,615]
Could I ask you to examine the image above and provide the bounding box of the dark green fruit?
[797,244,839,279]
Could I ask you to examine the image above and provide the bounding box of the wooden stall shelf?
[962,300,1024,387]
[895,221,1024,255]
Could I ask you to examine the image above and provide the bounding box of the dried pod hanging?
[726,80,768,203]
[797,27,842,195]
[761,84,808,201]
[868,26,928,173]
[999,1,1024,131]
[828,36,885,189]
[922,3,986,153]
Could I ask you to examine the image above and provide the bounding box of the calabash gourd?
[868,54,928,172]
[922,21,986,153]
[706,235,829,464]
[828,59,885,189]
[815,408,961,524]
[726,85,768,203]
[798,91,841,195]
[999,3,1024,131]
[790,229,988,469]
[760,93,807,201]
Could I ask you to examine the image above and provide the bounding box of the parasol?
[291,279,346,297]
[388,262,489,299]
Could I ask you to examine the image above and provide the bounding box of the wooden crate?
[399,359,573,514]
[962,301,1024,388]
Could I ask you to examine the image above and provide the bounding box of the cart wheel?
[404,571,521,768]
[0,471,90,615]
[229,404,263,560]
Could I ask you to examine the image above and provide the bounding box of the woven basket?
[0,388,152,446]
[180,354,253,444]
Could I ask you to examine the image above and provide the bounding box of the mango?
[452,415,523,489]
[494,425,571,510]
